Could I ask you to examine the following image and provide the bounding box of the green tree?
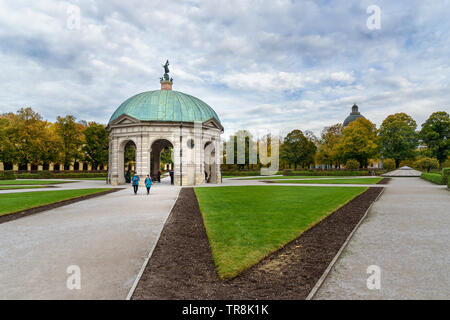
[82,122,109,168]
[379,113,418,168]
[336,118,378,168]
[420,111,450,168]
[280,129,317,169]
[55,115,84,168]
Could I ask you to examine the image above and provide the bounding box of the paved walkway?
[0,178,180,299]
[314,177,450,300]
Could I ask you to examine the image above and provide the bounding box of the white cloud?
[0,0,449,137]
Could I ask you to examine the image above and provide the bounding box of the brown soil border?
[377,177,391,184]
[0,188,124,225]
[132,186,384,300]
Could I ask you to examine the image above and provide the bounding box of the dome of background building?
[343,104,365,127]
[108,90,221,124]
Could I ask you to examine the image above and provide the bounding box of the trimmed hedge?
[283,170,385,176]
[441,168,450,185]
[221,170,283,177]
[421,172,443,185]
[0,171,17,180]
[16,171,107,179]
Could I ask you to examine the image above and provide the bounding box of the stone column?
[69,162,74,171]
[49,163,54,171]
[38,165,43,171]
[0,162,4,171]
[13,164,18,171]
[27,163,31,172]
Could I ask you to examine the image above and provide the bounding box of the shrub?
[282,170,383,176]
[345,159,360,171]
[421,172,443,185]
[283,169,293,176]
[37,170,53,179]
[416,157,439,172]
[442,158,450,169]
[16,172,107,179]
[382,159,396,170]
[442,168,450,185]
[0,171,17,180]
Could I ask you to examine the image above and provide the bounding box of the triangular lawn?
[194,185,366,279]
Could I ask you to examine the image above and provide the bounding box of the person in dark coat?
[144,175,152,195]
[157,170,161,183]
[125,170,131,183]
[169,170,174,185]
[131,173,140,194]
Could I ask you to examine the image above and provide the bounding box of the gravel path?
[0,178,180,299]
[314,177,450,300]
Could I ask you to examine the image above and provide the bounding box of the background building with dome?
[343,104,365,127]
[107,61,223,186]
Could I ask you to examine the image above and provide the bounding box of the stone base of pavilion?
[382,166,422,177]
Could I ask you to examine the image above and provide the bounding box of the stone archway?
[150,139,173,182]
[117,139,137,184]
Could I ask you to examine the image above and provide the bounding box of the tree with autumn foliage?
[317,123,343,167]
[54,115,85,169]
[335,118,378,168]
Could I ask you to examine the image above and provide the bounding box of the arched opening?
[82,163,88,171]
[150,139,173,183]
[4,163,13,171]
[54,164,61,172]
[74,162,80,171]
[204,141,217,183]
[43,163,49,171]
[118,140,136,184]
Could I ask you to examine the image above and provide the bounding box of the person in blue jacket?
[145,174,152,195]
[131,173,140,194]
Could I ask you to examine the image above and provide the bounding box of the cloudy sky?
[0,0,449,137]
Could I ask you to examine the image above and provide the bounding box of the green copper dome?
[109,90,221,124]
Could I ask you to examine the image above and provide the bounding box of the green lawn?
[71,177,107,180]
[0,180,73,185]
[0,188,112,217]
[0,186,48,190]
[267,177,382,184]
[194,185,367,279]
[238,176,330,180]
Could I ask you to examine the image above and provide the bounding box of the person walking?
[169,169,174,185]
[131,173,140,194]
[144,174,152,195]
[157,170,161,183]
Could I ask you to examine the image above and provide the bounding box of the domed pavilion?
[107,61,223,186]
